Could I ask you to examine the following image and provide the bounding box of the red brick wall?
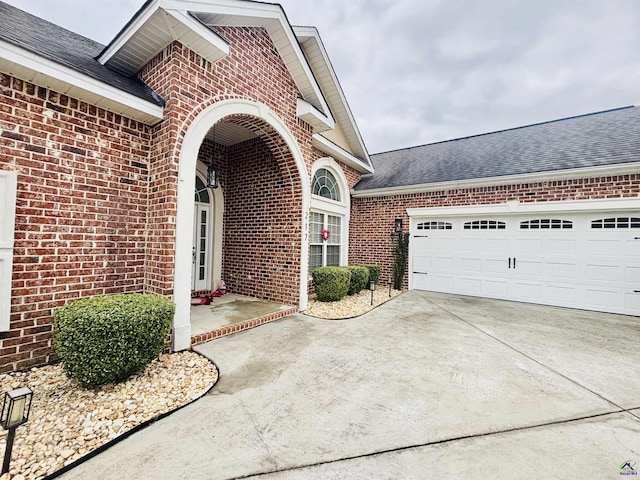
[0,74,151,372]
[349,174,640,288]
[0,24,359,371]
[223,137,301,304]
[138,29,327,304]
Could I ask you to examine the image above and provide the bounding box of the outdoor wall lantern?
[1,387,33,475]
[370,280,375,306]
[206,164,219,189]
[394,218,403,233]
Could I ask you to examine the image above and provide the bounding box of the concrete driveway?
[61,291,640,479]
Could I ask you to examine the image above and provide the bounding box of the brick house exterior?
[1,1,639,373]
[0,0,371,372]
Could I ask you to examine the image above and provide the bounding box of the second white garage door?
[410,212,640,315]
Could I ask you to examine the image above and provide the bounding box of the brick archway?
[172,99,310,351]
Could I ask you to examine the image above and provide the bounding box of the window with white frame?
[309,212,341,271]
[309,161,348,273]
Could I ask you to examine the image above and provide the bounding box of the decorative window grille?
[417,221,452,230]
[591,217,640,229]
[312,168,340,201]
[520,219,572,229]
[463,220,506,230]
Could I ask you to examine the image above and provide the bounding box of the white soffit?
[98,1,230,75]
[297,99,333,132]
[0,40,163,125]
[313,134,373,174]
[294,26,371,169]
[99,0,334,123]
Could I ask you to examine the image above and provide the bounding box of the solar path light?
[1,387,33,475]
[370,280,375,306]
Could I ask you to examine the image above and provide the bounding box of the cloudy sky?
[5,0,640,154]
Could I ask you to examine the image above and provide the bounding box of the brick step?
[190,306,298,346]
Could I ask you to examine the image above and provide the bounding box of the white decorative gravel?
[0,351,218,480]
[305,288,402,319]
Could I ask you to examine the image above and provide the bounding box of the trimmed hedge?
[346,266,369,295]
[312,266,351,302]
[53,294,175,388]
[359,264,381,285]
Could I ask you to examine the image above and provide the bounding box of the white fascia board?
[164,9,230,58]
[351,162,640,198]
[407,196,640,219]
[99,2,229,74]
[168,1,334,119]
[296,98,334,131]
[0,40,164,124]
[312,134,374,174]
[161,0,283,19]
[294,26,371,167]
[98,0,162,65]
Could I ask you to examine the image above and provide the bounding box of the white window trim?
[309,212,342,270]
[1,171,17,332]
[310,158,350,267]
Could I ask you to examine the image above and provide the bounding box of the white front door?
[410,212,640,315]
[192,204,212,291]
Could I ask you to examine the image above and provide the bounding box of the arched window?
[312,168,340,202]
[194,175,210,203]
[309,161,349,273]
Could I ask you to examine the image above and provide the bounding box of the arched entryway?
[173,99,310,350]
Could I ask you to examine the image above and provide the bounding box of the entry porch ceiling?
[205,121,257,147]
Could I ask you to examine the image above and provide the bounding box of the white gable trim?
[0,40,164,125]
[294,26,372,169]
[313,134,374,174]
[0,171,17,332]
[98,1,229,75]
[99,0,334,123]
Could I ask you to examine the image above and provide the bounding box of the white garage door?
[410,213,640,315]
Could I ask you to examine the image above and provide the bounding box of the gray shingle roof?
[0,1,163,106]
[355,106,640,191]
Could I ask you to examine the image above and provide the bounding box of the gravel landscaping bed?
[305,288,403,319]
[0,351,218,480]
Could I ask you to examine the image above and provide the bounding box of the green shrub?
[392,232,410,290]
[359,264,381,284]
[53,294,175,388]
[346,266,369,295]
[312,266,351,302]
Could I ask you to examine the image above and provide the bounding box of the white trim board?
[352,162,640,198]
[0,171,17,332]
[0,40,163,125]
[407,197,640,218]
[312,134,373,174]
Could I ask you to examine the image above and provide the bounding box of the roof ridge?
[372,105,636,156]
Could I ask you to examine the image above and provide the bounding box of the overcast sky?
[5,0,640,154]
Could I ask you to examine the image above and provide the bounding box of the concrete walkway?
[61,291,640,479]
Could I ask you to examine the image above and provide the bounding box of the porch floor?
[190,293,297,346]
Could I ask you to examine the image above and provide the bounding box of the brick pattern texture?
[0,74,151,372]
[349,175,640,288]
[0,26,333,371]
